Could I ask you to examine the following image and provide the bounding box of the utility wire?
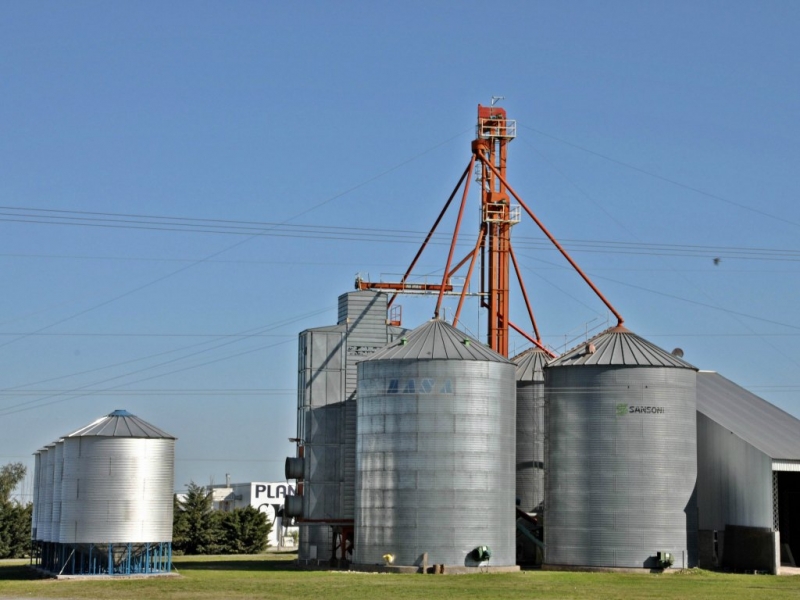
[594,272,800,332]
[516,130,800,371]
[516,251,800,332]
[0,388,297,398]
[3,207,800,261]
[519,123,800,229]
[0,128,470,352]
[0,337,296,416]
[0,306,331,396]
[0,332,296,338]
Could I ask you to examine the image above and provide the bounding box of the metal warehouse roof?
[513,347,549,382]
[697,371,800,461]
[64,409,176,440]
[365,319,510,363]
[547,326,696,369]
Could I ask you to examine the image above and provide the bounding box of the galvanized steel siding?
[296,326,346,561]
[545,365,697,569]
[51,442,64,543]
[516,381,544,512]
[59,437,175,543]
[298,328,345,409]
[340,291,390,402]
[31,452,40,540]
[696,412,773,531]
[514,349,548,513]
[342,399,357,517]
[296,292,392,562]
[65,411,175,439]
[550,327,695,368]
[368,320,507,362]
[697,371,800,461]
[40,447,53,542]
[303,403,343,522]
[355,359,517,567]
[295,310,509,566]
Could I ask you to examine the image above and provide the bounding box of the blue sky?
[2,1,800,498]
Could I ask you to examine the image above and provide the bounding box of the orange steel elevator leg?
[354,102,623,358]
[474,104,512,356]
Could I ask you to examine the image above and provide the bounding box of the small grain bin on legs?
[33,409,176,576]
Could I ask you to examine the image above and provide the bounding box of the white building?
[208,481,298,549]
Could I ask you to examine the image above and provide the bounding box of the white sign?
[249,482,296,548]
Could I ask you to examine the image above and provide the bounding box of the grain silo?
[39,444,54,543]
[354,319,517,569]
[288,291,406,565]
[34,409,176,576]
[513,347,549,514]
[50,440,64,545]
[544,325,698,569]
[31,450,41,542]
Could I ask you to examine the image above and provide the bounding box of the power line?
[519,123,800,229]
[0,337,296,416]
[0,306,332,404]
[5,207,800,262]
[0,129,469,353]
[0,389,295,396]
[516,131,800,372]
[516,250,800,332]
[0,332,295,338]
[593,272,800,332]
[0,252,418,268]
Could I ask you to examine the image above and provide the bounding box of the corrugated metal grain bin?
[544,326,698,569]
[354,319,516,567]
[59,410,176,544]
[513,347,549,513]
[51,440,64,543]
[31,450,41,540]
[39,444,54,542]
[292,291,407,564]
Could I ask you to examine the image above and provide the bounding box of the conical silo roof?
[512,347,550,382]
[548,325,696,369]
[365,319,510,362]
[64,409,176,439]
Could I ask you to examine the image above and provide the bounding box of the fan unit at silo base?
[31,410,177,577]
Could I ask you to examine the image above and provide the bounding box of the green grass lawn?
[0,553,797,600]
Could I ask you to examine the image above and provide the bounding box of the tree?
[0,462,31,559]
[0,463,26,504]
[0,503,32,559]
[220,506,271,554]
[173,481,222,555]
[171,494,189,554]
[172,483,274,555]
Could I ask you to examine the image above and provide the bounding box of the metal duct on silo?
[284,495,303,518]
[285,457,305,480]
[513,347,549,513]
[59,410,176,544]
[355,319,517,567]
[544,326,698,569]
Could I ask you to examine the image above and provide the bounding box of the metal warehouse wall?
[696,412,774,531]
